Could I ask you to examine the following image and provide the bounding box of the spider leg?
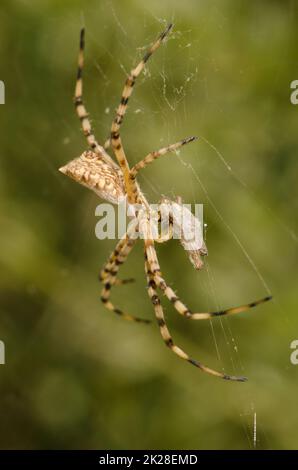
[110,24,173,201]
[149,234,272,320]
[104,137,111,150]
[154,272,272,320]
[130,136,198,179]
[144,248,246,381]
[113,278,135,286]
[99,235,135,283]
[100,232,151,324]
[74,29,115,165]
[144,231,271,319]
[99,246,135,286]
[155,229,173,244]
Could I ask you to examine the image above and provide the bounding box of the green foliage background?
[0,0,297,449]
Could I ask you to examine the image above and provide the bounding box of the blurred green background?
[0,0,297,450]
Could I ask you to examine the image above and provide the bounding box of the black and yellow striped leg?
[100,234,150,324]
[144,233,271,319]
[99,234,135,284]
[144,249,246,382]
[74,28,115,165]
[130,136,198,178]
[104,137,111,150]
[110,24,173,202]
[154,273,272,320]
[113,278,135,286]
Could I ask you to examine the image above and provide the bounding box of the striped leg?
[145,249,246,382]
[99,235,135,284]
[144,233,272,319]
[154,273,272,320]
[113,278,135,286]
[74,29,115,165]
[110,24,173,201]
[104,137,111,150]
[100,233,151,324]
[130,136,198,178]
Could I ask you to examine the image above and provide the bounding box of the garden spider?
[59,24,272,381]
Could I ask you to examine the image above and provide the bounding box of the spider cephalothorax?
[60,24,272,381]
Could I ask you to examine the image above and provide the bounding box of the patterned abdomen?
[59,150,126,204]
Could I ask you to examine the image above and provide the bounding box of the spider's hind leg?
[130,136,198,179]
[74,28,115,165]
[110,24,173,202]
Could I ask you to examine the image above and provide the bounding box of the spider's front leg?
[155,273,272,320]
[154,268,271,319]
[148,227,271,320]
[99,237,135,286]
[100,228,151,324]
[153,199,271,318]
[144,245,246,382]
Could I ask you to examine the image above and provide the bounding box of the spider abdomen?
[59,150,126,204]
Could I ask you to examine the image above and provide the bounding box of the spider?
[59,24,272,381]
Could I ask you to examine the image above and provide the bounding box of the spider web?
[48,4,297,450]
[90,14,297,449]
[91,12,296,448]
